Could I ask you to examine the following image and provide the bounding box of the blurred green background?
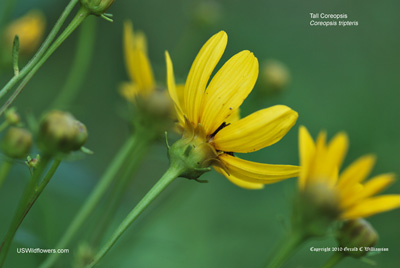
[1,0,400,267]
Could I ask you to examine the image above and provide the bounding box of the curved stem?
[0,155,53,267]
[0,0,79,99]
[85,164,185,268]
[266,230,308,268]
[322,252,345,268]
[0,160,13,189]
[39,135,140,268]
[52,17,97,109]
[0,7,90,116]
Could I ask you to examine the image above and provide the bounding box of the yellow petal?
[213,105,297,153]
[298,126,316,189]
[119,82,139,102]
[307,131,345,187]
[184,31,227,125]
[340,173,396,209]
[219,154,299,184]
[213,166,264,189]
[225,108,240,124]
[123,21,155,93]
[200,50,258,135]
[337,154,376,190]
[341,195,400,219]
[165,51,184,126]
[323,132,349,187]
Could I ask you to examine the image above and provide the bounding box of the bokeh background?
[1,0,400,267]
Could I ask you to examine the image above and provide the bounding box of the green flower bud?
[192,1,222,29]
[1,127,32,159]
[261,60,290,93]
[26,155,40,170]
[5,108,20,125]
[80,0,115,16]
[73,242,95,268]
[337,219,378,258]
[293,182,340,237]
[38,111,88,154]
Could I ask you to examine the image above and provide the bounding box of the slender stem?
[0,7,90,116]
[52,17,97,109]
[0,155,52,267]
[322,252,345,268]
[0,160,13,189]
[266,230,308,268]
[39,135,140,268]
[86,164,185,268]
[89,137,150,247]
[0,0,79,99]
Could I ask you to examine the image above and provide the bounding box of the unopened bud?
[80,0,115,16]
[38,111,88,154]
[1,127,32,159]
[192,1,222,29]
[337,219,378,258]
[261,60,290,93]
[26,155,40,170]
[4,108,20,125]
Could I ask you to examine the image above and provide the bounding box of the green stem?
[266,230,308,268]
[85,164,185,268]
[322,252,345,268]
[0,160,13,189]
[89,137,151,247]
[0,7,90,116]
[52,17,97,109]
[0,0,79,99]
[0,155,53,267]
[39,135,140,268]
[0,0,18,63]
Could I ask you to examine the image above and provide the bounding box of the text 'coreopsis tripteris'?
[165,31,299,189]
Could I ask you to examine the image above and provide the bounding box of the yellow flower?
[120,20,155,101]
[165,31,299,189]
[3,10,46,55]
[299,125,400,219]
[120,21,174,128]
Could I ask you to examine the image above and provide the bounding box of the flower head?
[299,126,400,219]
[120,21,174,132]
[165,31,299,189]
[3,10,46,55]
[121,21,155,101]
